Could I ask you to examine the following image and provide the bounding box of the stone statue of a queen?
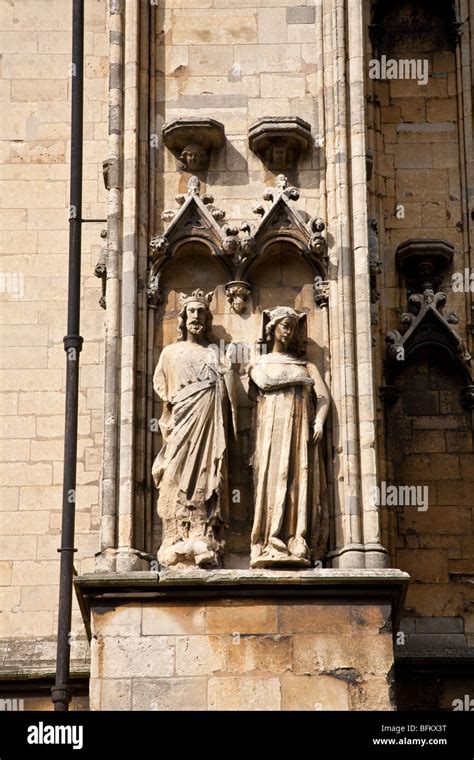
[249,307,329,568]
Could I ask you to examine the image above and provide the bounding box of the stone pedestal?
[76,569,409,711]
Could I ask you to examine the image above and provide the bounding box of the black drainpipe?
[51,0,84,712]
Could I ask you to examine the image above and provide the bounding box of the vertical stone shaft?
[116,0,140,564]
[457,0,473,354]
[100,0,124,559]
[324,0,364,566]
[348,0,386,567]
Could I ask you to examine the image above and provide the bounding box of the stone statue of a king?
[152,289,236,569]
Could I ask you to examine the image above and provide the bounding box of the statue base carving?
[250,538,312,568]
[158,525,223,570]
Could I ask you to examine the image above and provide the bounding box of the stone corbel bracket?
[94,228,107,309]
[224,281,252,314]
[162,117,225,172]
[248,117,313,172]
[384,239,473,406]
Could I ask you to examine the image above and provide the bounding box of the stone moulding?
[162,117,225,172]
[74,568,411,640]
[146,174,329,309]
[101,158,110,190]
[369,218,383,328]
[76,571,410,710]
[248,117,313,171]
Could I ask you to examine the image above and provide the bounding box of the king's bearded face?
[186,301,208,336]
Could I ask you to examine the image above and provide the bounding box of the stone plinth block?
[76,569,409,711]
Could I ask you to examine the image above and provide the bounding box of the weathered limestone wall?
[90,598,394,710]
[154,0,324,220]
[376,20,465,336]
[387,354,474,622]
[0,0,108,684]
[367,0,474,669]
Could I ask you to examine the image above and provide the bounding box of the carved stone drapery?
[147,175,331,570]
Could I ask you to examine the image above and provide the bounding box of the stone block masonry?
[83,570,409,711]
[91,597,394,710]
[0,0,108,669]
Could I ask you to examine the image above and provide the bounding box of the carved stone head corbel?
[248,117,312,172]
[225,281,251,314]
[162,117,225,173]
